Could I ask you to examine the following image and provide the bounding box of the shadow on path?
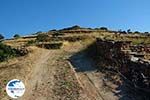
[69,51,96,72]
[69,43,150,100]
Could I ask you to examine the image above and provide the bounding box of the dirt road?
[1,46,84,100]
[21,49,59,100]
[17,46,85,100]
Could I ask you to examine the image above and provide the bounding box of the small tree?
[100,27,108,31]
[0,34,4,40]
[13,34,20,39]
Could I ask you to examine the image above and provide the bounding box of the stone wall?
[91,38,150,93]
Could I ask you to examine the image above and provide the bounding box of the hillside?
[0,26,150,100]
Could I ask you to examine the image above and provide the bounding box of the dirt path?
[21,49,60,100]
[20,47,85,100]
[70,52,119,100]
[1,45,86,100]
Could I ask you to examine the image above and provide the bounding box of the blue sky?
[0,0,150,38]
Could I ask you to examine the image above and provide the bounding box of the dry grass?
[3,38,36,48]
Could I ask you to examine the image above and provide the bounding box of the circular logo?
[6,79,25,99]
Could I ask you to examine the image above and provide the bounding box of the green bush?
[52,32,64,37]
[27,40,36,46]
[134,31,140,34]
[0,34,4,40]
[100,27,108,31]
[36,34,49,42]
[13,34,20,39]
[0,43,21,62]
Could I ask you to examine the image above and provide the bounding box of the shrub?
[36,34,49,42]
[100,27,108,31]
[61,25,81,31]
[121,31,127,34]
[0,34,4,40]
[134,31,140,34]
[37,43,63,49]
[26,40,36,46]
[0,43,28,62]
[127,29,131,33]
[144,32,149,36]
[52,32,64,37]
[0,43,17,62]
[13,34,20,39]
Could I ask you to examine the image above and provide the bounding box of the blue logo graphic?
[6,79,25,99]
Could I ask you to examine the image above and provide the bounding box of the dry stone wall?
[91,38,150,93]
